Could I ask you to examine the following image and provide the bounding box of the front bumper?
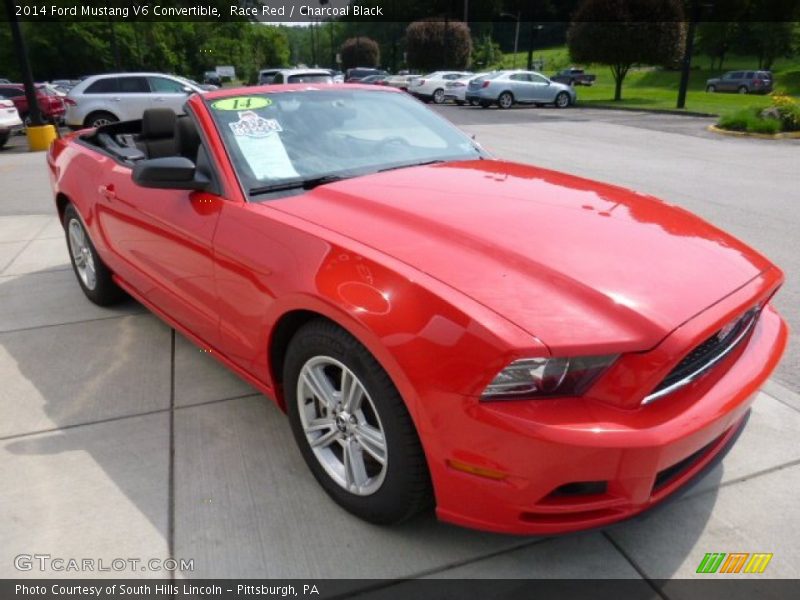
[427,304,787,535]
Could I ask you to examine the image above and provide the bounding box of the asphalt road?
[434,104,800,395]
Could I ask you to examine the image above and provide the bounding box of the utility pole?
[501,12,521,69]
[527,23,543,71]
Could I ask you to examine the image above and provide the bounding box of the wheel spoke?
[302,367,337,409]
[354,423,386,465]
[304,417,335,434]
[344,438,369,490]
[310,427,339,449]
[341,369,364,413]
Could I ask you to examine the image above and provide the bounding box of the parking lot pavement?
[1,111,799,584]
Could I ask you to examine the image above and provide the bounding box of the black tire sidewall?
[63,204,124,306]
[284,321,430,524]
[85,111,118,128]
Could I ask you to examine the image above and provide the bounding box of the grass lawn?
[496,48,800,116]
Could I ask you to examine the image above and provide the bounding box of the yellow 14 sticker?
[212,97,272,111]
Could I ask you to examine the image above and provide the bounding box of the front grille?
[644,306,760,404]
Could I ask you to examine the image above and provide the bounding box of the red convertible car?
[47,84,787,534]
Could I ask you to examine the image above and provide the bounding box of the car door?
[529,73,554,102]
[116,76,153,120]
[94,122,223,346]
[148,76,190,115]
[724,72,743,92]
[507,73,533,102]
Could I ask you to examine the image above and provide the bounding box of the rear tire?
[497,91,514,109]
[0,131,9,149]
[738,86,748,94]
[84,111,118,129]
[706,85,716,93]
[63,204,125,306]
[284,319,432,524]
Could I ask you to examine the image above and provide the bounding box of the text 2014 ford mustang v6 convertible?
[48,85,787,534]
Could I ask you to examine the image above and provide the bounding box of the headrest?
[174,117,201,160]
[142,108,177,139]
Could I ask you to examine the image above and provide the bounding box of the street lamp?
[501,12,521,69]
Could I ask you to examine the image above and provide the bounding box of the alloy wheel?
[296,356,388,496]
[67,218,97,290]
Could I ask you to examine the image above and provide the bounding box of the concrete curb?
[707,124,800,140]
[576,104,717,118]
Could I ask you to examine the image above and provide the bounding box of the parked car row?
[56,65,579,136]
[348,69,578,109]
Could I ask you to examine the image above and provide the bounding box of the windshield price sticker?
[212,97,271,111]
[229,112,283,138]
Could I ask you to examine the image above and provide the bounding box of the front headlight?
[481,355,617,400]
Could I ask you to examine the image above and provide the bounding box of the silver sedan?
[465,70,576,109]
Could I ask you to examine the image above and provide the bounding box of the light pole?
[501,12,521,69]
[527,23,543,71]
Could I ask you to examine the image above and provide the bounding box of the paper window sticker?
[235,133,298,180]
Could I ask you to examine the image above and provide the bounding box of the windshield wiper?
[249,174,346,196]
[377,159,446,173]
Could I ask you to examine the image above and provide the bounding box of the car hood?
[271,160,772,353]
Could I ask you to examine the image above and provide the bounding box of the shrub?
[718,107,781,134]
[340,37,380,70]
[718,108,758,131]
[406,20,472,71]
[770,91,800,131]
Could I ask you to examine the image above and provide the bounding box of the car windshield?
[208,89,484,198]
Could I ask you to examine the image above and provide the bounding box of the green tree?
[471,34,503,69]
[568,0,686,101]
[405,20,472,71]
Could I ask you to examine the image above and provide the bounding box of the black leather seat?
[138,108,177,158]
[174,116,201,162]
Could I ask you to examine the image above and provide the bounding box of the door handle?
[153,97,165,102]
[111,97,121,102]
[98,184,116,201]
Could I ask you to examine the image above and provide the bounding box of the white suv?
[65,73,204,129]
[408,71,472,104]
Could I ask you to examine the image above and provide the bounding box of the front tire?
[497,91,514,109]
[284,319,432,524]
[63,204,125,306]
[555,91,571,108]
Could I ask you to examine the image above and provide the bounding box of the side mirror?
[182,86,193,95]
[132,157,209,191]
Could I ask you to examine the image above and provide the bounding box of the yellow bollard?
[26,124,58,152]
